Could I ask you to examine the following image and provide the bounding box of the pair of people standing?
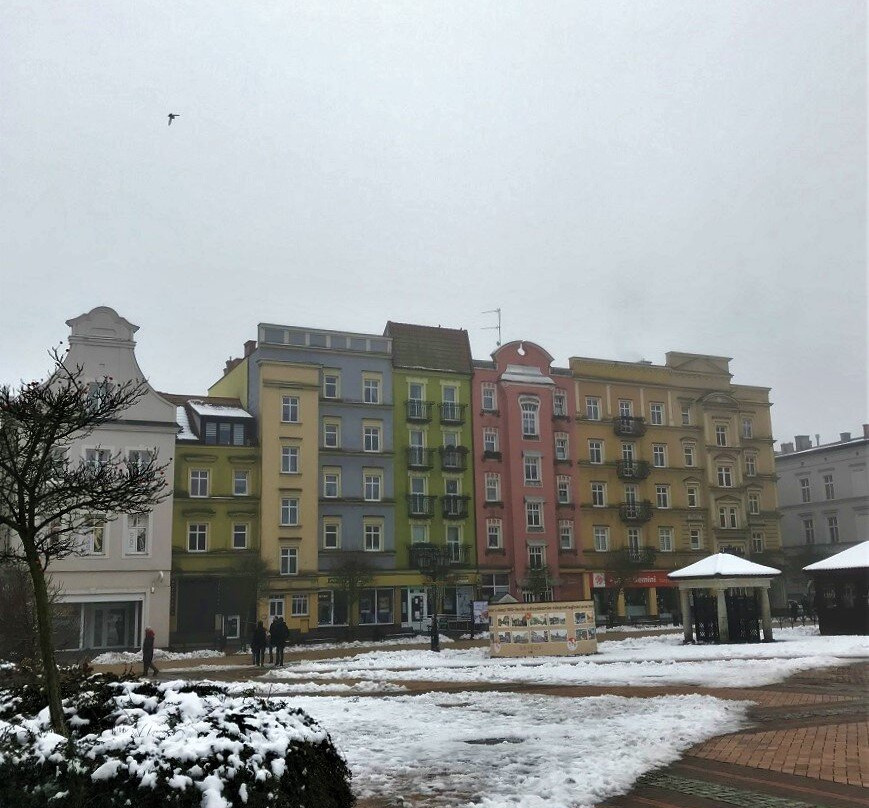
[268,615,290,666]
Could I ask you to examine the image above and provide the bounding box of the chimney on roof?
[244,339,257,357]
[864,424,869,439]
[780,442,794,454]
[224,357,241,375]
[794,435,812,451]
[840,432,851,443]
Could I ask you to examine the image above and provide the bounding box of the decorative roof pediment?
[698,391,740,409]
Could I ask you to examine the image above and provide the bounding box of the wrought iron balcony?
[618,500,653,523]
[482,449,502,461]
[442,495,470,519]
[613,416,647,437]
[616,460,650,480]
[405,400,433,422]
[406,493,436,518]
[447,543,472,565]
[440,445,469,471]
[406,447,435,469]
[439,402,466,424]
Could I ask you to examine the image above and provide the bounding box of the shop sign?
[591,572,607,589]
[604,569,674,588]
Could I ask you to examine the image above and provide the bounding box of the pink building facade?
[472,341,587,602]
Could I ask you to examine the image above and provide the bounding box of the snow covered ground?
[90,648,225,665]
[286,691,750,808]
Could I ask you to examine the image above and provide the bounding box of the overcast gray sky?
[2,1,865,445]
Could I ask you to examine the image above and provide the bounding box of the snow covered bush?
[0,670,354,808]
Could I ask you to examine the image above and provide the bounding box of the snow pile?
[284,634,454,655]
[291,690,750,808]
[90,648,225,665]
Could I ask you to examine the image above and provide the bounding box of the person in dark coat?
[142,627,159,676]
[267,616,278,663]
[251,620,268,667]
[270,616,289,666]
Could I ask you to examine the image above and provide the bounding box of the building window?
[127,449,152,470]
[557,475,571,504]
[559,520,574,550]
[618,400,633,417]
[621,442,635,462]
[823,474,835,500]
[189,469,209,498]
[649,403,665,425]
[323,371,340,399]
[827,515,839,543]
[593,526,609,552]
[363,423,382,452]
[683,443,696,467]
[232,523,248,549]
[281,446,299,474]
[591,482,607,507]
[363,521,383,552]
[83,517,106,555]
[748,492,760,515]
[446,525,462,561]
[126,514,148,554]
[555,433,569,460]
[718,506,739,529]
[521,398,540,438]
[268,597,285,619]
[652,444,667,468]
[751,531,764,553]
[317,591,348,626]
[483,428,499,453]
[359,588,394,625]
[487,519,503,549]
[484,473,501,502]
[744,454,757,477]
[280,547,298,575]
[363,471,383,502]
[686,484,699,508]
[84,447,112,472]
[291,594,309,617]
[627,527,641,557]
[799,478,811,503]
[658,527,674,552]
[363,374,382,404]
[803,518,815,544]
[323,420,341,448]
[525,500,543,529]
[481,573,510,600]
[280,498,299,526]
[323,469,341,498]
[553,390,567,417]
[406,524,427,546]
[689,527,703,550]
[281,395,300,423]
[187,522,208,553]
[715,425,728,447]
[741,418,753,439]
[717,465,733,487]
[623,484,638,504]
[655,485,670,509]
[323,521,341,549]
[524,454,542,485]
[585,397,601,420]
[680,403,692,425]
[481,383,497,411]
[233,469,249,496]
[588,440,603,464]
[528,545,546,569]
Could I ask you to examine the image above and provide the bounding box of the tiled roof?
[384,321,473,374]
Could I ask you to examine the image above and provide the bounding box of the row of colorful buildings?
[38,307,785,651]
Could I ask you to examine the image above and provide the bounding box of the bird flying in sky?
[168,113,180,126]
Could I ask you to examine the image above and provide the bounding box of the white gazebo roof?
[803,540,869,572]
[668,552,781,579]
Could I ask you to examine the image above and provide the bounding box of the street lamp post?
[411,543,452,653]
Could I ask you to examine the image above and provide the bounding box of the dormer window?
[204,421,246,446]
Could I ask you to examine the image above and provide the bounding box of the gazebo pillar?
[716,587,729,643]
[679,588,693,642]
[760,586,773,642]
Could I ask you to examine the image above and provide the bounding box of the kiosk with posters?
[488,600,598,657]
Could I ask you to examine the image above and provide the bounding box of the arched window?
[520,398,540,438]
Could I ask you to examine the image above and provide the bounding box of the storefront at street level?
[669,553,781,643]
[804,540,868,635]
[590,569,680,621]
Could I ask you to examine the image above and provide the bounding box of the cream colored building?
[571,352,782,617]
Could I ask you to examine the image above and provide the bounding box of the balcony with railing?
[406,493,436,518]
[405,400,433,422]
[442,495,470,519]
[613,416,647,437]
[446,543,472,565]
[409,541,471,570]
[618,500,653,523]
[406,447,435,470]
[439,402,466,425]
[440,445,469,471]
[616,460,650,480]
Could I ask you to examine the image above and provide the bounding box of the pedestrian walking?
[270,615,289,666]
[142,627,159,676]
[251,620,268,667]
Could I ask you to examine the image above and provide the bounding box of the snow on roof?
[175,406,198,440]
[803,540,869,572]
[188,401,253,418]
[499,364,556,385]
[668,552,781,579]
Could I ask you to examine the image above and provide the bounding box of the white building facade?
[50,307,176,651]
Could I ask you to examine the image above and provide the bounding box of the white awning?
[668,552,781,579]
[803,540,869,572]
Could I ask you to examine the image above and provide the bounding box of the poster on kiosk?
[488,600,598,657]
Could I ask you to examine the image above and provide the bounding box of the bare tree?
[327,552,374,640]
[604,547,658,620]
[0,350,169,735]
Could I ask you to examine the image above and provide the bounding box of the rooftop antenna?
[482,308,501,347]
